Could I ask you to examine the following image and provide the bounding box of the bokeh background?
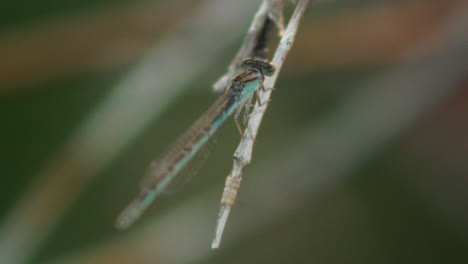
[1,0,467,263]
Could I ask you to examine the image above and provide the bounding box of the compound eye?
[263,64,276,76]
[241,58,256,69]
[241,58,276,76]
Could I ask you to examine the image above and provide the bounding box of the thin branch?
[212,0,312,249]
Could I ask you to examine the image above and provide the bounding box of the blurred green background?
[1,0,467,264]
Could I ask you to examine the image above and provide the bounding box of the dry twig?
[212,0,312,249]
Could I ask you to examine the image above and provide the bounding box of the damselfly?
[115,58,275,229]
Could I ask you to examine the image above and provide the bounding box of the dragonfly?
[115,58,275,229]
